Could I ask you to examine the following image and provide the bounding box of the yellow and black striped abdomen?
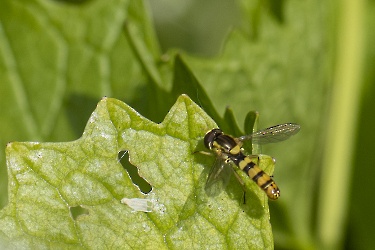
[233,153,280,200]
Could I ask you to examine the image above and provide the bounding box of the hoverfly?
[199,123,300,202]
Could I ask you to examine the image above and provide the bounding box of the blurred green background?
[0,0,374,249]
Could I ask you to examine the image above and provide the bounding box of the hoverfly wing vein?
[238,123,300,145]
[205,158,232,197]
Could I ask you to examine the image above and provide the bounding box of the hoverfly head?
[204,129,223,150]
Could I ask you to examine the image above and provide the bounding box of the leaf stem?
[317,0,365,249]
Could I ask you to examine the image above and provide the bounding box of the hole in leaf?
[118,151,152,194]
[70,206,89,220]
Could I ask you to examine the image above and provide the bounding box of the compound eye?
[204,129,222,149]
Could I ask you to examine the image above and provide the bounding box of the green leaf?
[0,0,160,209]
[180,2,332,248]
[0,96,276,249]
[124,21,245,136]
[4,0,369,249]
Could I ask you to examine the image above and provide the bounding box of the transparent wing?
[238,123,301,145]
[205,158,233,197]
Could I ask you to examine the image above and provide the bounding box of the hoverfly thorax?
[204,129,238,154]
[214,135,238,154]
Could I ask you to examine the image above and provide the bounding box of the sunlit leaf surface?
[0,96,276,249]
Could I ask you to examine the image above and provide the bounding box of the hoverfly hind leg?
[231,168,247,204]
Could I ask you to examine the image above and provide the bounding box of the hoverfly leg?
[231,168,247,204]
[192,151,214,156]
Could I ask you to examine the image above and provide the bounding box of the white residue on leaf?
[121,198,154,212]
[121,193,166,213]
[142,223,151,232]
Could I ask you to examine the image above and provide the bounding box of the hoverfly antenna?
[204,129,222,150]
